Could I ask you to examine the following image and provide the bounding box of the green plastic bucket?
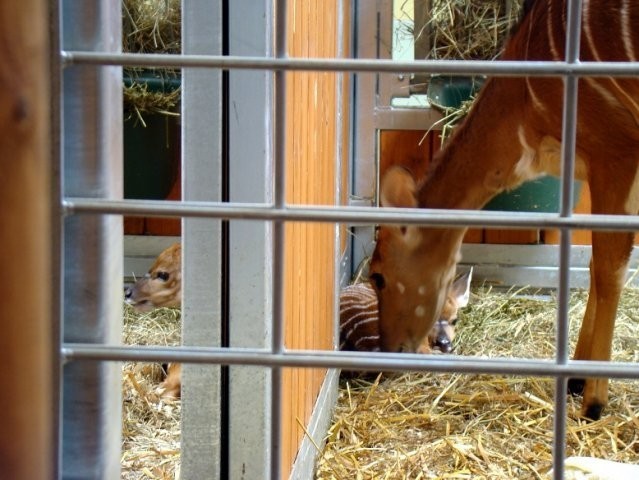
[123,114,179,199]
[484,176,581,213]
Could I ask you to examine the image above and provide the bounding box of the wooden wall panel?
[282,1,345,477]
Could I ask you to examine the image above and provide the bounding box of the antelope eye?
[156,271,170,282]
[370,272,386,290]
[450,317,458,326]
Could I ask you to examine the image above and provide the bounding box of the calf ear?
[451,267,473,308]
[380,166,418,209]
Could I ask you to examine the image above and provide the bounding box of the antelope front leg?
[573,231,633,420]
[567,260,597,397]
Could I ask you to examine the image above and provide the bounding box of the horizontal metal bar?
[62,343,639,380]
[64,197,639,231]
[61,51,639,77]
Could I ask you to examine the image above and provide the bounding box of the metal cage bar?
[62,343,639,379]
[270,1,288,478]
[180,0,223,477]
[61,51,639,77]
[553,1,585,477]
[63,198,639,231]
[59,1,123,478]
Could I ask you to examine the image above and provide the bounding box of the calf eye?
[370,272,386,290]
[156,271,170,281]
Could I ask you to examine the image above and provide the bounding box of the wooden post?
[0,1,53,479]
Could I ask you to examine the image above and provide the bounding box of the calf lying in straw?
[125,243,471,397]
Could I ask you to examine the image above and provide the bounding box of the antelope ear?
[380,166,418,209]
[451,267,473,308]
[380,167,422,248]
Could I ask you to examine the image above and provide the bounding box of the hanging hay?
[415,0,525,145]
[123,80,181,125]
[419,0,525,61]
[122,0,181,119]
[122,0,181,55]
[316,287,639,479]
[427,93,477,146]
[121,304,181,480]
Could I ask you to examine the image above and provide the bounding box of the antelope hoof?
[582,402,604,421]
[567,378,585,397]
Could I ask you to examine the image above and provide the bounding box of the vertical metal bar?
[553,1,583,479]
[181,0,223,477]
[335,0,349,343]
[49,0,63,476]
[350,0,379,275]
[271,0,288,477]
[60,1,123,478]
[227,0,273,477]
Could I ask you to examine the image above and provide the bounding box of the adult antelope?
[369,0,639,420]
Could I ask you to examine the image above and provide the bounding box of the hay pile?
[121,304,181,480]
[122,0,181,121]
[316,287,639,479]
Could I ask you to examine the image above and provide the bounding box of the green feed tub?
[484,177,582,213]
[427,75,484,110]
[124,114,180,200]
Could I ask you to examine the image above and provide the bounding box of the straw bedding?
[315,287,639,479]
[121,288,639,479]
[121,305,181,480]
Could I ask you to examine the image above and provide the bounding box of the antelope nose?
[435,336,453,353]
[124,286,133,299]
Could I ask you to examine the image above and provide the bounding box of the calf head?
[125,243,182,312]
[420,268,472,353]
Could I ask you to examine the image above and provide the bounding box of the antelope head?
[369,167,467,352]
